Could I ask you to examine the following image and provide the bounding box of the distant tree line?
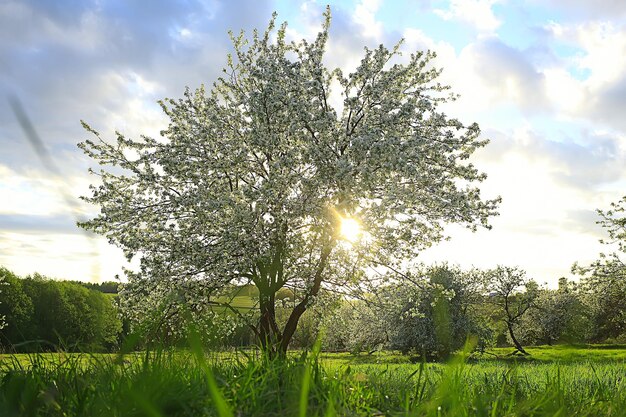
[0,256,624,357]
[0,267,122,352]
[77,281,120,294]
[109,263,625,359]
[263,265,626,359]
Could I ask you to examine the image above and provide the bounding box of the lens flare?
[340,217,361,242]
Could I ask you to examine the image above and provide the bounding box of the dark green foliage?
[0,268,122,352]
[0,268,34,346]
[583,276,626,342]
[519,280,593,345]
[77,281,120,294]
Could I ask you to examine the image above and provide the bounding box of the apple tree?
[485,266,538,355]
[78,9,499,355]
[574,197,626,340]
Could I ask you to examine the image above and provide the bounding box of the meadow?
[1,344,626,416]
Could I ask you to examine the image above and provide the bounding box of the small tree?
[485,266,537,355]
[518,281,590,345]
[577,275,626,342]
[78,9,499,355]
[383,265,487,359]
[574,196,626,341]
[575,197,626,279]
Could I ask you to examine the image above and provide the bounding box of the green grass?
[1,345,626,416]
[485,344,626,362]
[228,295,257,309]
[209,295,257,312]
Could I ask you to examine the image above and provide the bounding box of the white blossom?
[78,8,499,353]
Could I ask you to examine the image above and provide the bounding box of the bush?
[0,268,122,352]
[0,268,34,350]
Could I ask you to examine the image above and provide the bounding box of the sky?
[1,0,626,286]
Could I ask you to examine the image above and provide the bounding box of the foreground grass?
[1,346,626,416]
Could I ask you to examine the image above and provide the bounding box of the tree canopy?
[0,268,121,352]
[78,9,499,354]
[573,196,626,341]
[576,196,626,281]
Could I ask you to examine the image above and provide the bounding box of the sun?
[339,217,361,242]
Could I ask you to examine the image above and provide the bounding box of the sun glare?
[340,217,361,242]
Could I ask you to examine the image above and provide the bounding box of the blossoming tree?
[79,9,500,355]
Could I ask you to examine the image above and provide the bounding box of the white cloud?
[479,125,626,190]
[543,68,585,113]
[545,19,626,88]
[402,27,457,63]
[575,22,626,89]
[0,165,69,216]
[440,38,549,116]
[421,125,620,285]
[0,231,126,282]
[531,0,626,20]
[353,0,384,40]
[545,20,626,132]
[419,221,606,286]
[434,0,501,33]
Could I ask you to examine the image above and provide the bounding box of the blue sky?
[2,0,626,285]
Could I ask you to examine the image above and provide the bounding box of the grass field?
[1,345,626,416]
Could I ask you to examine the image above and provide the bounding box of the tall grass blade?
[188,327,233,417]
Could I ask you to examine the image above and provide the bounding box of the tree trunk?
[278,241,334,354]
[279,299,306,355]
[506,321,528,355]
[258,291,281,358]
